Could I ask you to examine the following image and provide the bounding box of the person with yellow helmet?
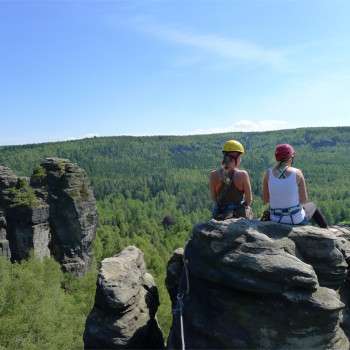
[209,139,253,220]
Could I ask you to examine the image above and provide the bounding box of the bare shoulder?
[292,167,305,184]
[292,167,304,177]
[235,169,250,179]
[210,169,221,180]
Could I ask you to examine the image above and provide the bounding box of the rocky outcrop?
[0,159,97,276]
[0,166,50,261]
[0,211,10,259]
[167,219,349,349]
[5,204,51,261]
[38,158,98,275]
[84,246,164,349]
[0,165,18,195]
[331,225,350,340]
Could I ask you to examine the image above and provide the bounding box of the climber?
[209,139,253,220]
[262,143,328,228]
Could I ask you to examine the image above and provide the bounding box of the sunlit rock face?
[40,158,98,275]
[167,219,349,350]
[84,246,164,349]
[0,159,97,276]
[0,165,50,261]
[332,225,350,340]
[0,211,10,259]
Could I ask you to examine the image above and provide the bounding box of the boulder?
[165,248,184,307]
[167,219,349,349]
[331,225,350,339]
[84,246,164,349]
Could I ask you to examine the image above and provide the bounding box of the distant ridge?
[1,126,349,148]
[0,126,349,224]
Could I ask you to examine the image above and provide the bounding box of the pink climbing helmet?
[275,144,295,161]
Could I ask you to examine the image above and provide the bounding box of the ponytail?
[222,152,240,168]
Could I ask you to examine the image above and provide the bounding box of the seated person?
[262,143,328,228]
[209,139,253,220]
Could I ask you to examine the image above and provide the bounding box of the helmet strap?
[277,161,289,179]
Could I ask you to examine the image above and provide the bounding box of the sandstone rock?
[0,158,97,276]
[5,205,51,261]
[0,166,18,192]
[165,248,184,307]
[0,211,10,259]
[0,165,51,261]
[84,246,164,349]
[331,225,350,340]
[167,219,349,349]
[331,225,350,273]
[0,165,18,208]
[40,158,98,275]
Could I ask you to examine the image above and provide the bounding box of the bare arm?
[297,170,308,204]
[242,171,252,206]
[209,171,218,202]
[262,171,269,204]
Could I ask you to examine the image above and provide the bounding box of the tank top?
[268,168,305,224]
[217,169,244,207]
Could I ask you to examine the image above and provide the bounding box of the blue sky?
[0,0,350,145]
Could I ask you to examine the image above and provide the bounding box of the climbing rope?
[183,255,190,296]
[175,247,190,350]
[177,293,185,350]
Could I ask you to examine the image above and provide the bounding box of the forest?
[0,126,350,349]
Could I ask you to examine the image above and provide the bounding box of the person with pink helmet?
[262,144,328,227]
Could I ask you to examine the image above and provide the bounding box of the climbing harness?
[213,202,244,220]
[270,204,302,224]
[174,248,190,350]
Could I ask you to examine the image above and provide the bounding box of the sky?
[0,0,350,145]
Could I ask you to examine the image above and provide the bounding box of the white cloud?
[51,133,100,142]
[230,119,289,132]
[135,21,285,67]
[0,133,100,146]
[191,119,289,135]
[189,72,350,137]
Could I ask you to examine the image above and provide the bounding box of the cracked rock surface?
[84,246,164,349]
[167,219,349,350]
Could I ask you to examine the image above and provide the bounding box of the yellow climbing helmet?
[222,139,245,154]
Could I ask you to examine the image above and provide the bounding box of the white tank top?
[268,168,305,224]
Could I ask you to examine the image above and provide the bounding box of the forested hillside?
[0,127,349,348]
[2,127,350,217]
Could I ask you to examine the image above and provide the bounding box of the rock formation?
[331,225,350,340]
[0,158,97,276]
[38,158,98,275]
[0,211,10,259]
[0,165,50,261]
[166,219,349,349]
[83,246,164,349]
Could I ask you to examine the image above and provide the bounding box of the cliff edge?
[166,219,350,349]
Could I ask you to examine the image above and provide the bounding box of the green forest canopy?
[0,126,349,349]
